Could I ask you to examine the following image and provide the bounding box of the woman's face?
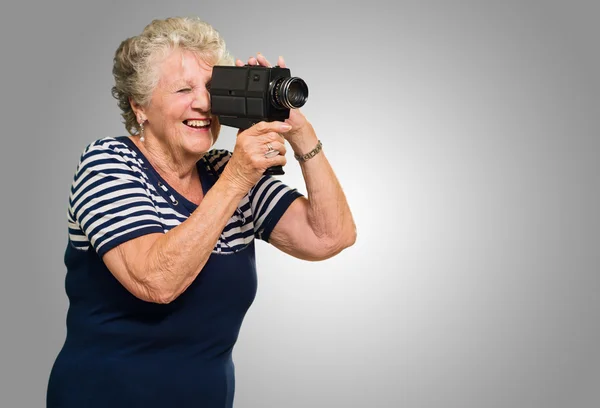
[141,48,220,158]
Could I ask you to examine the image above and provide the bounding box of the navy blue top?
[47,137,302,407]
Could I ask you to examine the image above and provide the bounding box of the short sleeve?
[67,139,164,258]
[249,175,303,242]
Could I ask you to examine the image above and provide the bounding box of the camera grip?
[264,165,285,176]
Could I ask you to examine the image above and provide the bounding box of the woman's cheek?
[211,116,221,143]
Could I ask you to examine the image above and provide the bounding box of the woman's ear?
[129,97,145,120]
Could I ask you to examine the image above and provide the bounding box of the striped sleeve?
[68,140,164,257]
[249,175,303,242]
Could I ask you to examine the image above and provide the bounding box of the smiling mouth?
[184,119,211,129]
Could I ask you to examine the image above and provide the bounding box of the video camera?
[209,64,309,175]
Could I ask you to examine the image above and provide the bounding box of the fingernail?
[281,123,292,131]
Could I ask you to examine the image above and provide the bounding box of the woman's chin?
[186,130,215,153]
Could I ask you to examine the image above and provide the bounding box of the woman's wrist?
[294,140,322,163]
[217,166,254,198]
[287,122,319,157]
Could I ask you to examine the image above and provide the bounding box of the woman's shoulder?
[202,148,232,176]
[75,136,143,168]
[79,136,136,156]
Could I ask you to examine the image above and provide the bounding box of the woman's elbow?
[346,225,358,248]
[128,284,178,304]
[148,290,180,304]
[317,228,357,260]
[127,275,182,304]
[337,223,357,251]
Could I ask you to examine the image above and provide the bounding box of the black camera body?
[210,65,308,131]
[209,64,309,175]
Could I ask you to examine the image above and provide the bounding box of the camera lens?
[272,77,309,109]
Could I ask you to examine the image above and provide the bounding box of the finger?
[248,57,258,65]
[258,136,286,152]
[264,131,286,144]
[268,151,287,164]
[264,151,287,167]
[261,142,282,157]
[256,53,271,67]
[235,59,245,67]
[246,121,292,136]
[269,140,287,156]
[277,55,286,68]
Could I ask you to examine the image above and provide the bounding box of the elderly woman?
[46,16,356,408]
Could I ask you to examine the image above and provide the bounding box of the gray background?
[1,0,599,407]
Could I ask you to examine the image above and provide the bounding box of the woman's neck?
[130,136,201,192]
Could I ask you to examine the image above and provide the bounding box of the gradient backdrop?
[1,1,599,407]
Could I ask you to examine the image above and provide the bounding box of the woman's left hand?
[235,54,312,146]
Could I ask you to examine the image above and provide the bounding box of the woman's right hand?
[221,121,292,194]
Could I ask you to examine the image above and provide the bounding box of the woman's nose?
[191,88,210,112]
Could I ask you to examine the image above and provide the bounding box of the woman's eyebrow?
[168,79,192,89]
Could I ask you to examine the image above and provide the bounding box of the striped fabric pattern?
[67,137,302,257]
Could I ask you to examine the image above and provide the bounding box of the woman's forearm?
[135,173,246,303]
[290,124,357,251]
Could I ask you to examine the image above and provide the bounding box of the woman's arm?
[102,121,291,304]
[236,54,357,261]
[102,178,246,304]
[268,118,357,261]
